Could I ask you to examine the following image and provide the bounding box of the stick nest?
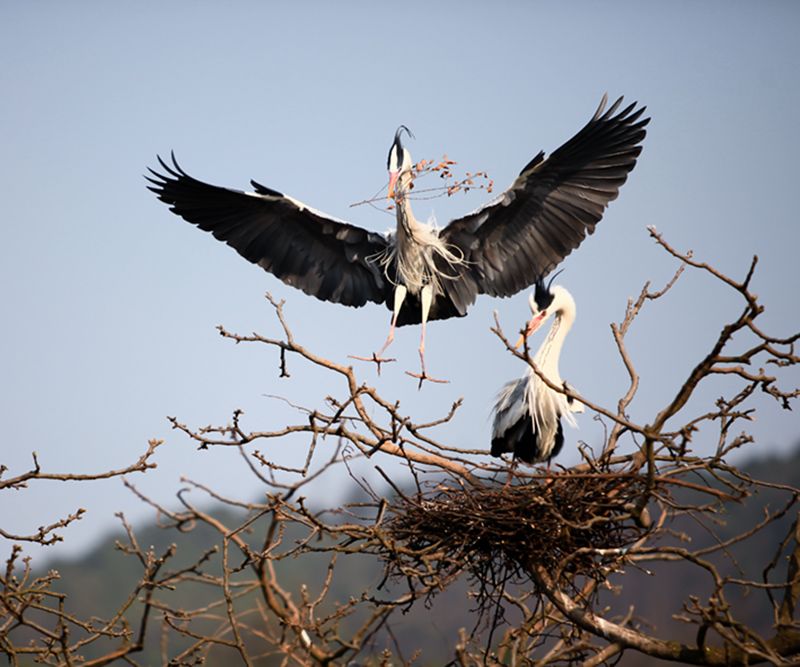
[381,471,649,599]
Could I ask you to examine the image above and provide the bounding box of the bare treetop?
[2,231,799,665]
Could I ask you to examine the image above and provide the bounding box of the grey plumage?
[491,283,583,464]
[146,95,648,327]
[491,374,581,464]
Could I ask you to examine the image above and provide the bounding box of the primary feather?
[147,95,648,326]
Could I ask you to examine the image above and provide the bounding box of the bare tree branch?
[2,231,798,665]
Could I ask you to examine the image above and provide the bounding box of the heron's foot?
[502,458,520,490]
[538,465,556,493]
[348,353,397,376]
[404,370,450,390]
[406,347,448,388]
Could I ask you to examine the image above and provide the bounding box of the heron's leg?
[350,285,406,372]
[377,284,407,357]
[503,457,519,490]
[418,284,433,375]
[405,285,448,386]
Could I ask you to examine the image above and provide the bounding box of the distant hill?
[611,445,800,666]
[27,443,800,665]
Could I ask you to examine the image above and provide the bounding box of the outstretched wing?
[147,154,391,308]
[440,95,649,307]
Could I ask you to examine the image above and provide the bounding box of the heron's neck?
[533,304,575,381]
[394,187,422,237]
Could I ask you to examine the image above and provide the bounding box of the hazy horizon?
[2,1,798,562]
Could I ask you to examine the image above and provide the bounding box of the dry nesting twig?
[381,472,650,607]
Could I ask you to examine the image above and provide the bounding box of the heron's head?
[515,277,575,349]
[387,125,414,200]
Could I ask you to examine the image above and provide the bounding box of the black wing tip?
[145,151,196,200]
[145,151,185,182]
[594,93,650,129]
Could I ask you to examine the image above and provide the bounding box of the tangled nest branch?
[1,230,799,666]
[381,472,650,604]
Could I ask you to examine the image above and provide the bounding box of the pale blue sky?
[2,2,798,560]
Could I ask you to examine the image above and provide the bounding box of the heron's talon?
[404,370,450,389]
[348,353,397,375]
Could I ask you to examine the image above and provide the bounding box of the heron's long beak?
[514,312,546,349]
[387,171,399,200]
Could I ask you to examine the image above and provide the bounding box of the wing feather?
[147,154,391,308]
[440,95,649,301]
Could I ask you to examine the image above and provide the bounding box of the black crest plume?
[533,270,562,311]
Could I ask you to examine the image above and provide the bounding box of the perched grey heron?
[491,279,583,464]
[147,94,648,381]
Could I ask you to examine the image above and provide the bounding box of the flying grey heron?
[491,279,583,464]
[147,94,648,381]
